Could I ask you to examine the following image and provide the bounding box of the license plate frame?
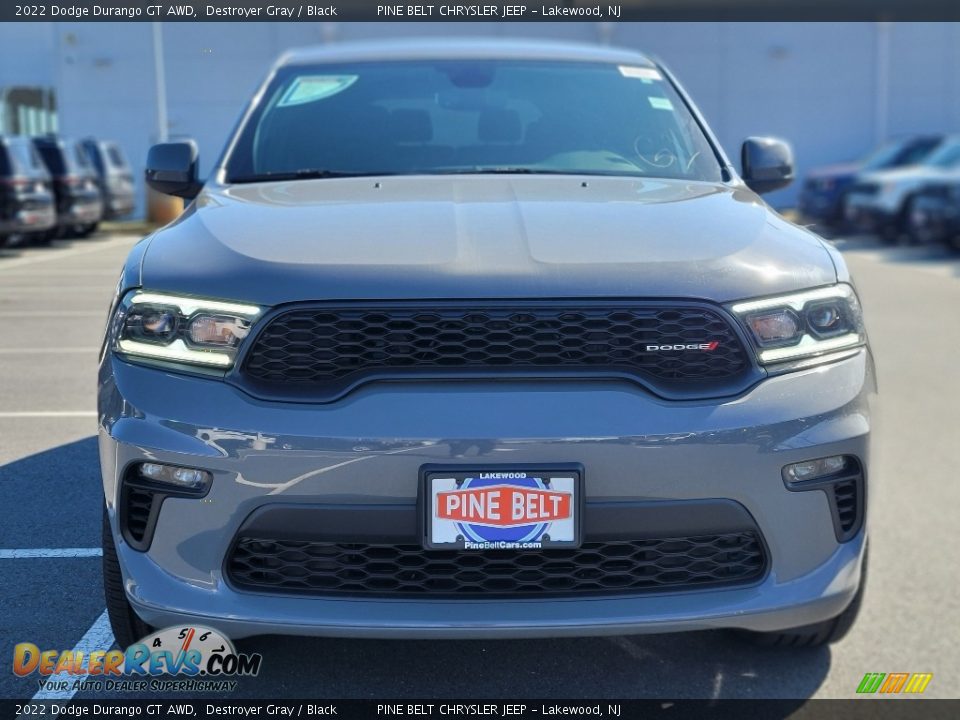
[420,464,584,551]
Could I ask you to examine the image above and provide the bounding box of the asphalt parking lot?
[1,230,958,703]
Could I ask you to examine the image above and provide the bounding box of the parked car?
[81,138,135,220]
[905,178,960,250]
[32,136,103,239]
[799,135,943,228]
[100,40,873,651]
[845,135,960,242]
[0,135,56,247]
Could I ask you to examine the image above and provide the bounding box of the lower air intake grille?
[226,533,767,598]
[122,487,155,544]
[833,480,860,537]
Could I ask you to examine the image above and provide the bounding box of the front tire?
[102,506,152,649]
[740,543,868,648]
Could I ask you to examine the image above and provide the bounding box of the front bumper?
[0,201,56,234]
[909,196,960,244]
[798,190,844,224]
[59,196,103,226]
[103,192,135,220]
[844,194,897,231]
[99,351,875,639]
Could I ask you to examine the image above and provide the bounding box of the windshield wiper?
[433,167,647,177]
[435,167,570,175]
[229,169,396,183]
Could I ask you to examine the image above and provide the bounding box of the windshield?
[862,138,940,170]
[225,60,723,183]
[6,140,45,176]
[925,140,960,169]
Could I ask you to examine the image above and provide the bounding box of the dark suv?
[32,136,103,239]
[0,135,56,247]
[81,138,135,221]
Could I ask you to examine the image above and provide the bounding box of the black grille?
[121,486,157,548]
[240,303,752,400]
[850,182,880,196]
[833,480,859,537]
[123,487,154,543]
[916,184,951,200]
[226,533,767,598]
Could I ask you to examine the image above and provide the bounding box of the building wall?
[1,21,958,216]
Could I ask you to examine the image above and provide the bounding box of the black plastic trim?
[118,462,211,552]
[782,456,866,543]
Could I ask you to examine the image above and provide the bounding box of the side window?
[0,146,11,176]
[37,146,65,175]
[107,145,127,169]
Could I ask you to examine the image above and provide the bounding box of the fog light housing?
[784,455,848,483]
[138,462,211,491]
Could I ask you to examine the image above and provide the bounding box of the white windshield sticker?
[648,97,674,111]
[618,66,663,81]
[278,75,358,107]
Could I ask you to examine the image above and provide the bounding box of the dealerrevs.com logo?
[13,626,262,693]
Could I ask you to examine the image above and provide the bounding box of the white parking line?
[0,548,102,559]
[0,236,139,271]
[0,348,97,355]
[8,272,120,277]
[28,611,115,705]
[0,287,111,293]
[0,311,103,318]
[0,412,96,418]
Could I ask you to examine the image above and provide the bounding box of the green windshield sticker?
[648,96,674,111]
[278,75,358,107]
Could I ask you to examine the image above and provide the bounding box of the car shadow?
[0,436,103,548]
[235,631,829,702]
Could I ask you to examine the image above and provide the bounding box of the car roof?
[279,38,657,69]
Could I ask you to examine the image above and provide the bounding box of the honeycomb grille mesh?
[227,533,766,598]
[241,303,750,396]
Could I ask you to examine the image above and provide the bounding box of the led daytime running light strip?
[731,285,852,314]
[118,339,233,367]
[129,292,261,317]
[758,333,862,363]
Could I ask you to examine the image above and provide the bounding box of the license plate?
[422,466,581,550]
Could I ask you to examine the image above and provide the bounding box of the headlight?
[111,290,261,368]
[729,284,865,365]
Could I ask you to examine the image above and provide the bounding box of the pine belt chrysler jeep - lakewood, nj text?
[99,39,875,649]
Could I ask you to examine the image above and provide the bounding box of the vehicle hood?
[140,175,838,306]
[859,165,959,186]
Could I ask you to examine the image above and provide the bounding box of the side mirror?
[741,137,794,194]
[145,140,202,199]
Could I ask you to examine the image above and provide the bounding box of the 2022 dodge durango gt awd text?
[99,40,875,650]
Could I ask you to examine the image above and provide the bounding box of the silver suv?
[100,40,874,649]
